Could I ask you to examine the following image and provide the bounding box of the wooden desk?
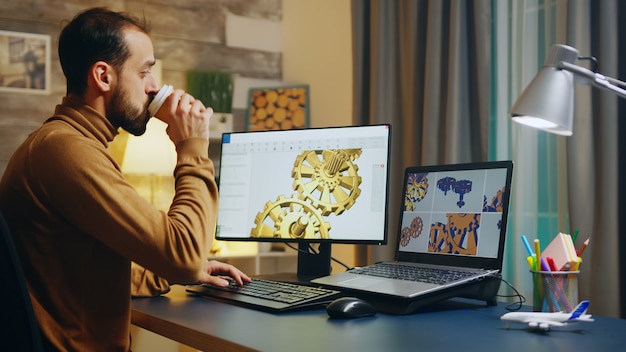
[131,285,626,352]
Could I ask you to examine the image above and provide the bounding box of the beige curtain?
[351,0,492,264]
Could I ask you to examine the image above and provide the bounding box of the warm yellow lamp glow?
[121,119,176,175]
[121,118,176,207]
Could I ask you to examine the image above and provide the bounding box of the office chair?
[0,211,44,351]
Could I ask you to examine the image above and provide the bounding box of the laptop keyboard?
[350,263,478,285]
[198,278,341,306]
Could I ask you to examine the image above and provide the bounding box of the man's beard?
[107,86,151,136]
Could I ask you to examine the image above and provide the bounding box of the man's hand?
[198,260,252,287]
[162,89,213,145]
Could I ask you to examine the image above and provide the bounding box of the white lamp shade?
[121,119,176,175]
[509,66,575,136]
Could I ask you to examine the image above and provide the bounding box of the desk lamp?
[509,43,626,135]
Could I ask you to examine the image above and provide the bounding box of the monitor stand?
[296,242,331,282]
[257,242,332,284]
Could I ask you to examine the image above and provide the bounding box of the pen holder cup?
[531,270,579,312]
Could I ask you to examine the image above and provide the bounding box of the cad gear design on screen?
[292,148,363,216]
[250,148,363,240]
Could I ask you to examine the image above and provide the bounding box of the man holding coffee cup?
[0,7,250,351]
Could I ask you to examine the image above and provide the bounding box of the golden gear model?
[291,148,363,216]
[250,195,331,240]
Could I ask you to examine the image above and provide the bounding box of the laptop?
[312,160,513,312]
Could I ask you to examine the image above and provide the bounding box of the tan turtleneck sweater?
[0,96,217,351]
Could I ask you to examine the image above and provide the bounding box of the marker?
[526,255,535,270]
[546,256,558,271]
[572,229,579,242]
[534,239,541,270]
[521,235,534,257]
[539,256,551,272]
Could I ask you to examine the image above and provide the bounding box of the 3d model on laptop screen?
[399,167,509,259]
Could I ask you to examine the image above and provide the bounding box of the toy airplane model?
[500,300,594,331]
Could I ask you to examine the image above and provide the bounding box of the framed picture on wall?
[246,85,309,131]
[0,30,51,94]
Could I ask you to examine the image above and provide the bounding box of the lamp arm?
[560,61,626,99]
[605,76,626,89]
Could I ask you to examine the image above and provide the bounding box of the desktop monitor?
[215,124,392,279]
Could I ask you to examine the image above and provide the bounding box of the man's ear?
[91,61,113,92]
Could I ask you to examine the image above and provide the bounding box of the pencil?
[577,237,590,256]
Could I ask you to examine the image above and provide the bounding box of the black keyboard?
[350,263,478,285]
[186,278,342,312]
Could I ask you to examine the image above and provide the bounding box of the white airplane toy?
[500,300,594,332]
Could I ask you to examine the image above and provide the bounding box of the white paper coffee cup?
[148,84,174,119]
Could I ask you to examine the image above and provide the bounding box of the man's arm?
[130,261,170,297]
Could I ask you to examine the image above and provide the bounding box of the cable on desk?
[497,277,526,311]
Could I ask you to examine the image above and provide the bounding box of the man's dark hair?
[58,7,150,96]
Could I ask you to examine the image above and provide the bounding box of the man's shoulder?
[36,119,102,149]
[27,120,109,169]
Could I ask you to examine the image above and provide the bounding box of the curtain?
[353,0,622,317]
[495,0,621,318]
[492,0,570,315]
[565,0,621,318]
[351,0,492,264]
[619,2,626,320]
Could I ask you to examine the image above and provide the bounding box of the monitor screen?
[215,124,392,250]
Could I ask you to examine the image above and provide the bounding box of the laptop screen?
[396,161,513,270]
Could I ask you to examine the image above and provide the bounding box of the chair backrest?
[0,211,44,351]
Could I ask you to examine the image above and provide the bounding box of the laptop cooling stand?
[352,275,502,315]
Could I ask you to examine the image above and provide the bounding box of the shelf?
[209,112,233,142]
[208,242,298,276]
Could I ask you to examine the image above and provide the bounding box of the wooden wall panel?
[0,0,281,173]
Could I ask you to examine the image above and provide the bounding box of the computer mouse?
[326,296,377,319]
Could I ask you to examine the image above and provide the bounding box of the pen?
[577,237,590,256]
